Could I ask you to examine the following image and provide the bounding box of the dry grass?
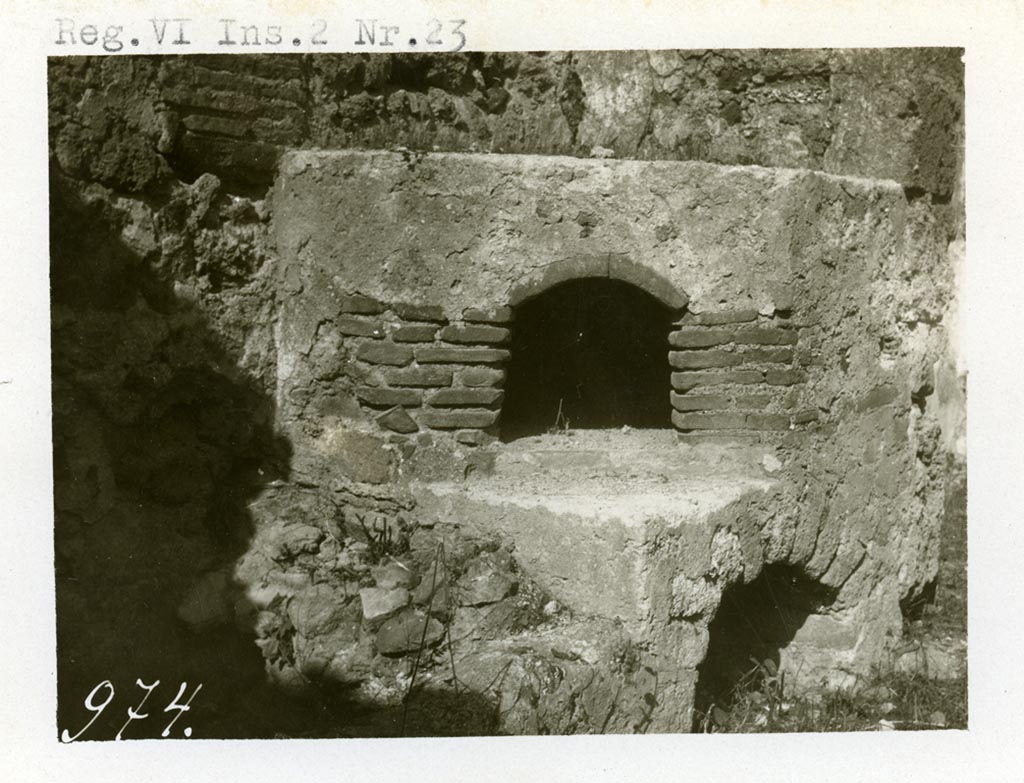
[695,666,966,733]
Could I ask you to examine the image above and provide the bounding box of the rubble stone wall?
[271,149,942,712]
[52,50,961,198]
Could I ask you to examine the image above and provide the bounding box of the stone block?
[683,309,759,326]
[670,392,732,412]
[386,367,453,387]
[458,367,506,387]
[340,294,384,314]
[177,570,234,630]
[458,551,518,606]
[734,328,799,345]
[371,561,417,589]
[744,413,792,431]
[327,428,393,484]
[273,524,325,558]
[392,325,438,343]
[375,608,445,655]
[440,324,511,345]
[463,306,514,324]
[741,348,794,364]
[669,350,744,370]
[855,385,900,412]
[247,571,312,609]
[509,254,609,306]
[289,584,356,636]
[894,641,962,680]
[455,429,497,446]
[668,329,736,348]
[375,406,419,434]
[426,388,504,407]
[671,411,749,430]
[734,394,772,408]
[393,302,447,322]
[337,315,384,338]
[671,370,764,390]
[412,565,452,612]
[359,586,410,622]
[793,409,820,424]
[608,253,689,309]
[790,613,859,649]
[356,341,414,366]
[459,574,517,606]
[415,346,511,365]
[356,386,422,407]
[420,408,500,429]
[765,369,807,386]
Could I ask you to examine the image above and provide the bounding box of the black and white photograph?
[4,0,1022,780]
[46,43,966,739]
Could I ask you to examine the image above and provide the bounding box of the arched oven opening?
[500,277,674,441]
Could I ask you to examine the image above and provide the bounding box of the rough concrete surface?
[49,50,963,737]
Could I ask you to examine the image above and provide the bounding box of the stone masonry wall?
[271,149,860,453]
[250,143,962,727]
[51,50,961,201]
[49,51,964,737]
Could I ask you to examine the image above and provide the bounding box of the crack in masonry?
[558,53,585,149]
[804,480,835,574]
[814,514,845,583]
[302,317,335,357]
[298,53,315,140]
[599,682,624,733]
[634,56,659,157]
[832,539,871,593]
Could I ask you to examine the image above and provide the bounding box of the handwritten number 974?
[60,679,203,742]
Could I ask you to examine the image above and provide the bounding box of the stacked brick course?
[157,56,308,184]
[339,296,510,441]
[341,295,817,441]
[99,51,961,200]
[668,309,817,434]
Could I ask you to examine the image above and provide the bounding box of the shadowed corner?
[692,565,838,730]
[48,161,328,740]
[49,154,505,740]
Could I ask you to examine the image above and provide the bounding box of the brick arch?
[507,254,689,312]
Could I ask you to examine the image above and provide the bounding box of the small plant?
[256,596,297,668]
[695,660,966,733]
[400,541,460,736]
[696,656,785,732]
[548,398,570,434]
[352,511,406,563]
